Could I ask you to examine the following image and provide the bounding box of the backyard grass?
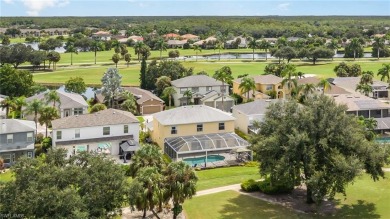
[195,166,259,191]
[183,190,308,219]
[0,171,13,183]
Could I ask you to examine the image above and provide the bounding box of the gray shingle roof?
[171,75,223,88]
[332,94,390,111]
[232,99,281,116]
[52,108,139,129]
[123,87,164,104]
[26,90,88,109]
[0,119,35,134]
[153,105,235,125]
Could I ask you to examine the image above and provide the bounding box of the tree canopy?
[0,64,35,98]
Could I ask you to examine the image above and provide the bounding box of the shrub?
[244,161,259,167]
[163,154,172,164]
[121,165,131,176]
[41,137,52,152]
[241,179,259,192]
[258,177,294,195]
[35,133,44,144]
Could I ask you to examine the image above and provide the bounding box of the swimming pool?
[376,137,390,144]
[183,155,225,166]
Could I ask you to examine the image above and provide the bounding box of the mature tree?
[139,45,151,60]
[101,68,123,108]
[64,41,78,65]
[355,83,373,96]
[45,90,61,108]
[239,76,256,100]
[155,38,168,60]
[0,149,127,218]
[39,106,59,137]
[29,50,47,72]
[112,53,120,68]
[317,79,331,94]
[5,28,21,37]
[0,65,34,98]
[65,77,87,94]
[326,39,339,53]
[140,58,147,89]
[377,63,390,83]
[24,99,44,136]
[259,39,272,61]
[250,95,388,204]
[134,41,145,62]
[91,40,104,64]
[281,64,298,95]
[215,42,224,61]
[372,37,385,60]
[120,91,138,115]
[344,38,364,60]
[334,62,362,77]
[274,46,297,63]
[47,51,61,70]
[162,86,176,108]
[39,38,63,51]
[1,36,10,45]
[164,162,198,219]
[360,71,374,85]
[213,66,233,111]
[183,90,193,105]
[0,46,11,66]
[305,47,334,65]
[120,44,128,58]
[0,96,15,118]
[358,116,378,141]
[155,76,171,97]
[247,37,258,60]
[124,53,131,67]
[8,43,34,68]
[264,63,286,77]
[168,50,180,58]
[74,37,93,52]
[129,144,165,177]
[192,44,202,62]
[112,40,121,54]
[90,103,107,113]
[13,96,26,119]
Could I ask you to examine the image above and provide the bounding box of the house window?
[7,134,13,144]
[171,126,177,134]
[2,154,11,163]
[192,87,199,93]
[103,127,110,135]
[27,132,33,142]
[221,86,226,93]
[27,152,33,158]
[74,108,83,115]
[180,88,187,94]
[124,125,129,133]
[197,124,203,132]
[75,129,80,138]
[206,86,212,91]
[219,122,225,130]
[266,85,273,90]
[57,131,62,140]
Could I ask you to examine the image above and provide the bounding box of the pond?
[46,85,98,99]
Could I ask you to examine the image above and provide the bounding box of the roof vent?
[113,111,116,114]
[265,100,271,102]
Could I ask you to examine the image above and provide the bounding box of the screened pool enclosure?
[164,133,250,161]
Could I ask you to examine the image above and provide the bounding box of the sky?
[0,0,389,17]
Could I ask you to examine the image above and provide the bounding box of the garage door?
[142,105,162,115]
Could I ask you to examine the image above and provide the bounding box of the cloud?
[277,2,290,11]
[3,0,15,3]
[17,0,70,16]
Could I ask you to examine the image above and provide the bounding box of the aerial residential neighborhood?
[0,1,390,218]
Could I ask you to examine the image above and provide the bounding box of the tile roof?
[123,87,164,104]
[52,108,139,129]
[181,34,199,39]
[171,75,224,87]
[26,90,88,109]
[153,105,235,126]
[232,99,281,116]
[331,94,390,111]
[234,75,283,85]
[0,119,35,134]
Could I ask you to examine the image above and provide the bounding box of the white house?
[51,109,140,160]
[171,75,229,108]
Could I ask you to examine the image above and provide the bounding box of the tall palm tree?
[129,144,165,177]
[155,38,167,60]
[24,99,44,137]
[91,40,104,64]
[238,77,256,100]
[213,66,233,111]
[215,42,224,61]
[318,79,332,94]
[183,90,193,105]
[281,64,298,96]
[134,41,145,62]
[162,86,176,108]
[356,83,373,96]
[247,37,258,60]
[165,161,198,219]
[38,106,59,137]
[360,71,374,85]
[302,83,316,96]
[13,96,26,119]
[259,39,272,61]
[44,90,60,108]
[64,41,78,65]
[377,64,390,83]
[120,91,138,115]
[0,97,16,118]
[372,37,385,60]
[349,38,361,61]
[193,44,202,62]
[111,40,121,54]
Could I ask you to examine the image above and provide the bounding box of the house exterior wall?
[0,131,35,164]
[60,106,88,118]
[152,120,235,148]
[202,96,235,112]
[140,99,163,115]
[232,110,250,134]
[172,85,229,107]
[233,81,285,99]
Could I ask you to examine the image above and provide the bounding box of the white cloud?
[19,0,70,16]
[3,0,15,4]
[277,3,290,11]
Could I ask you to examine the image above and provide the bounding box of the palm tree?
[44,90,60,108]
[112,40,121,54]
[193,44,202,62]
[377,64,390,83]
[129,144,165,177]
[134,41,145,62]
[162,86,176,108]
[91,40,104,64]
[155,38,167,60]
[247,37,258,60]
[120,91,138,115]
[183,90,193,105]
[356,83,373,96]
[281,64,298,96]
[24,99,44,137]
[0,97,15,118]
[64,41,78,65]
[349,38,361,61]
[259,39,272,61]
[165,162,198,219]
[215,42,224,61]
[372,37,385,60]
[360,71,374,85]
[124,53,131,67]
[13,96,26,119]
[302,83,316,96]
[38,106,59,137]
[318,79,332,94]
[238,77,256,100]
[213,66,233,111]
[297,71,305,79]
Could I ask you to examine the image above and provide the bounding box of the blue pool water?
[183,155,225,166]
[376,137,390,144]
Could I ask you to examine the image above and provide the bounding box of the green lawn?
[195,166,259,191]
[0,171,13,183]
[184,190,308,219]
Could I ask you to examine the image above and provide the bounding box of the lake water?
[55,85,97,99]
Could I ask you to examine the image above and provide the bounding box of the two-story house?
[233,74,285,100]
[25,90,88,118]
[330,77,389,99]
[51,109,140,160]
[92,31,112,41]
[0,119,36,165]
[149,105,249,161]
[171,75,234,111]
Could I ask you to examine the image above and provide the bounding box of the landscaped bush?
[35,133,44,144]
[244,161,259,167]
[163,154,172,164]
[257,177,294,195]
[120,165,131,176]
[241,179,260,192]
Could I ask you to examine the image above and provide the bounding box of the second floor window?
[103,127,110,135]
[124,125,129,133]
[219,122,225,131]
[171,126,177,134]
[192,87,199,93]
[180,88,187,94]
[57,131,62,140]
[27,132,33,142]
[7,134,13,144]
[74,108,83,115]
[75,129,80,138]
[197,124,203,132]
[266,85,273,90]
[206,86,212,91]
[220,86,226,93]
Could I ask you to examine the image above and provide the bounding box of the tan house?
[123,87,164,115]
[150,105,249,161]
[233,74,285,100]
